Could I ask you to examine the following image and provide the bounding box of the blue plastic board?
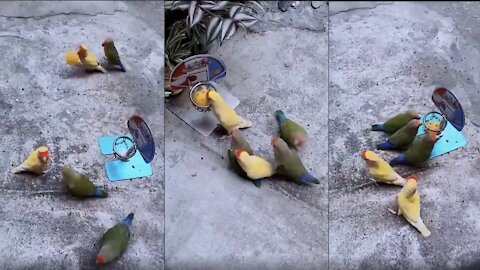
[416,115,467,159]
[98,136,153,182]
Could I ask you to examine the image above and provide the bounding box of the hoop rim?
[113,136,137,161]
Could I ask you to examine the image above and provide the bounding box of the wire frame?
[113,136,137,162]
[189,81,218,112]
[423,111,447,133]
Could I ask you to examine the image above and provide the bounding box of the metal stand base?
[99,136,153,182]
[166,82,240,136]
[417,115,467,159]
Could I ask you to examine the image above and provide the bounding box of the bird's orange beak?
[408,175,418,182]
[235,150,245,158]
[361,150,368,160]
[271,138,279,145]
[96,255,105,265]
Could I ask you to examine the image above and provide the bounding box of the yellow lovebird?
[234,150,274,180]
[361,150,406,186]
[207,90,252,136]
[65,51,80,66]
[388,176,431,237]
[77,44,107,73]
[12,146,50,175]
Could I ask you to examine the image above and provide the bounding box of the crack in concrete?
[328,2,394,17]
[257,19,326,33]
[0,9,126,20]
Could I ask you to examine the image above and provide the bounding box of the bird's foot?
[387,208,397,215]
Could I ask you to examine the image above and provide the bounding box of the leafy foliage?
[164,0,263,72]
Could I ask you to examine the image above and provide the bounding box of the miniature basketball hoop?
[189,81,219,112]
[98,115,155,182]
[165,54,240,136]
[416,87,467,159]
[422,111,447,134]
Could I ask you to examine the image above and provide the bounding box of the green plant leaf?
[188,1,204,28]
[199,1,217,9]
[220,18,236,42]
[210,1,230,11]
[238,19,258,28]
[229,6,243,19]
[206,16,223,44]
[232,12,258,22]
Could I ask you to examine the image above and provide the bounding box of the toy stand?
[415,88,467,159]
[98,116,155,182]
[165,54,240,136]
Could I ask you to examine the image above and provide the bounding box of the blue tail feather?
[94,187,108,198]
[389,155,407,166]
[121,213,134,228]
[371,123,386,132]
[253,179,262,188]
[275,110,287,125]
[298,172,319,184]
[376,140,397,150]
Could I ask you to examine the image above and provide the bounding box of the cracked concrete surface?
[165,1,328,269]
[0,1,164,269]
[329,2,480,269]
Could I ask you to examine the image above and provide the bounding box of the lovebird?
[96,213,134,265]
[371,110,421,134]
[12,146,50,175]
[390,131,441,167]
[272,137,319,184]
[207,90,252,136]
[102,38,126,72]
[388,176,431,237]
[227,128,262,187]
[77,44,107,73]
[234,150,274,180]
[275,110,308,150]
[361,150,406,186]
[377,119,422,150]
[61,167,108,198]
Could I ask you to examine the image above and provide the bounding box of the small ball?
[193,88,210,107]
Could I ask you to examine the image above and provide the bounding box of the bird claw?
[220,135,231,140]
[387,208,397,215]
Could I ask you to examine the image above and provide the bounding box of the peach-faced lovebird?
[96,213,134,265]
[272,137,319,184]
[234,150,274,180]
[361,150,406,186]
[77,44,107,73]
[12,146,50,175]
[61,167,108,198]
[275,110,308,150]
[389,131,441,167]
[102,38,126,72]
[228,128,262,187]
[371,110,421,134]
[388,176,431,237]
[377,119,422,150]
[207,90,252,136]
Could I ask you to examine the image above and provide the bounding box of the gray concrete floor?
[165,2,328,270]
[0,1,164,269]
[329,2,480,269]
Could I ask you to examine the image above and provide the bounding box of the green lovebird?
[371,110,421,134]
[96,213,134,265]
[228,128,261,188]
[275,110,308,150]
[377,119,422,150]
[271,137,319,184]
[390,131,441,167]
[61,167,108,198]
[102,38,126,72]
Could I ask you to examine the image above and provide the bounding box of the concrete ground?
[329,2,480,269]
[0,1,164,269]
[165,2,329,270]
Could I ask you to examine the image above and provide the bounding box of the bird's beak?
[361,150,368,160]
